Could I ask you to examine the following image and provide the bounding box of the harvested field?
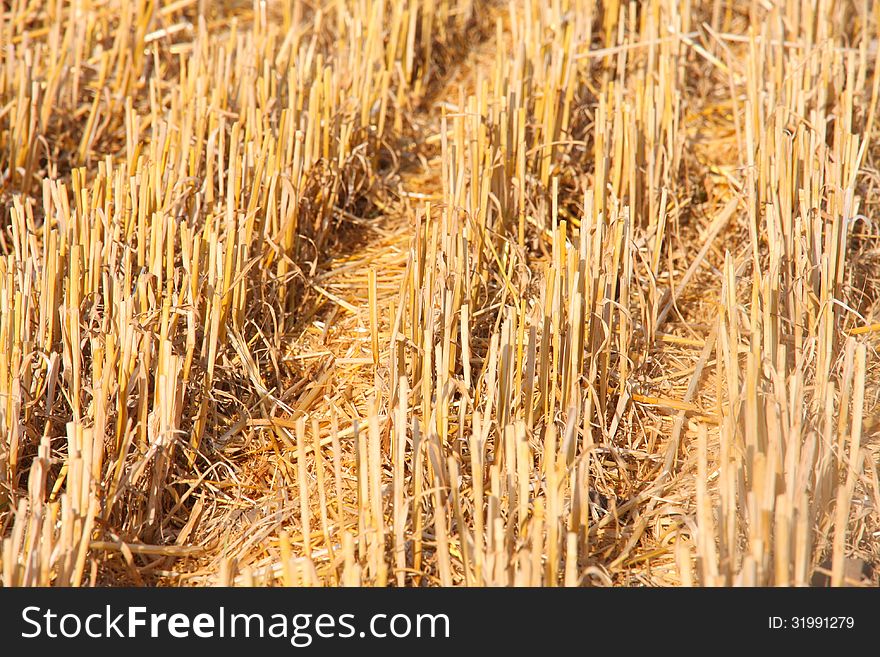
[1,0,879,587]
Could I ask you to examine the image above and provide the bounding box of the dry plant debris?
[1,0,879,587]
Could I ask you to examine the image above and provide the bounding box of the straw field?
[1,0,879,587]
